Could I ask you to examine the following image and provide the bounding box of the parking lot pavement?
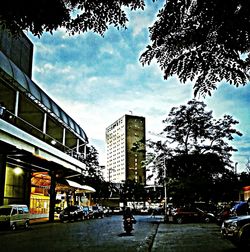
[151,223,236,252]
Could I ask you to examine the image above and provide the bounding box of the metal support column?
[49,171,56,222]
[0,153,7,206]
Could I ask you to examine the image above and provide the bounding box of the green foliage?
[148,100,243,204]
[238,172,250,188]
[80,145,119,200]
[140,0,250,97]
[131,137,146,153]
[2,1,249,96]
[120,179,147,204]
[84,145,102,177]
[79,145,106,200]
[162,99,242,166]
[0,0,145,37]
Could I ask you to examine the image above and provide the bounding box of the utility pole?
[163,157,167,216]
[235,162,238,174]
[246,157,250,173]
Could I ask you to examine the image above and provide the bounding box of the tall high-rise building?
[106,114,146,185]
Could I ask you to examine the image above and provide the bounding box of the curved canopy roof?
[66,179,96,193]
[0,51,88,143]
[31,173,95,193]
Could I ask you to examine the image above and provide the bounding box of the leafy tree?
[2,1,249,96]
[148,99,242,204]
[238,172,250,188]
[120,179,147,208]
[162,100,242,165]
[140,0,250,97]
[213,169,240,203]
[131,137,146,153]
[76,145,104,201]
[79,145,119,201]
[83,145,102,178]
[0,0,145,37]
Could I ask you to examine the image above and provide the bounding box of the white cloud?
[129,15,152,37]
[100,44,117,56]
[26,2,250,173]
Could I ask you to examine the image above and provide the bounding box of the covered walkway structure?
[0,27,92,221]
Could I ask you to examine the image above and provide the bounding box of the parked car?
[216,205,233,226]
[91,205,104,218]
[221,215,250,248]
[216,201,250,226]
[54,206,62,218]
[82,206,91,219]
[103,207,112,216]
[139,207,150,215]
[59,205,84,222]
[54,206,62,214]
[171,206,216,224]
[0,204,30,231]
[112,207,123,214]
[88,206,94,219]
[231,201,249,216]
[193,202,218,215]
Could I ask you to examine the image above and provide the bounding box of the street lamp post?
[152,154,169,221]
[163,157,168,220]
[164,157,168,222]
[234,162,238,174]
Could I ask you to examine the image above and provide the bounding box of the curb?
[30,218,60,225]
[136,222,160,252]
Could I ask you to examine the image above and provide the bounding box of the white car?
[0,204,30,230]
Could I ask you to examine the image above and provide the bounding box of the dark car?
[82,206,91,219]
[103,206,112,217]
[217,202,250,226]
[171,206,215,224]
[91,205,104,218]
[112,207,123,215]
[59,205,84,222]
[54,206,62,214]
[221,215,250,248]
[231,201,249,216]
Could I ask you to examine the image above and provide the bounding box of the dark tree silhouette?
[148,99,243,204]
[0,0,145,37]
[1,0,248,95]
[140,0,250,97]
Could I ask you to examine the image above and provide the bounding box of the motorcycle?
[123,216,136,234]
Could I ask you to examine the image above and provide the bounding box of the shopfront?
[29,172,96,218]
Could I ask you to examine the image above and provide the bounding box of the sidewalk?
[134,215,164,252]
[30,217,60,225]
[150,222,167,252]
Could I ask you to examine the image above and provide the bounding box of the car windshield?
[0,208,11,215]
[23,207,29,213]
[69,206,78,210]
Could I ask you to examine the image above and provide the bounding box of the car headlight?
[228,221,238,231]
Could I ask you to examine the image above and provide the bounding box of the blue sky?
[26,1,250,173]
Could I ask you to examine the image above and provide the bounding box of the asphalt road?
[0,215,159,252]
[0,215,240,252]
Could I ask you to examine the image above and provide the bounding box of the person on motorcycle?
[123,207,136,224]
[123,207,134,219]
[123,207,136,234]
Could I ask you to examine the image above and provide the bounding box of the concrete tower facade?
[106,114,146,185]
